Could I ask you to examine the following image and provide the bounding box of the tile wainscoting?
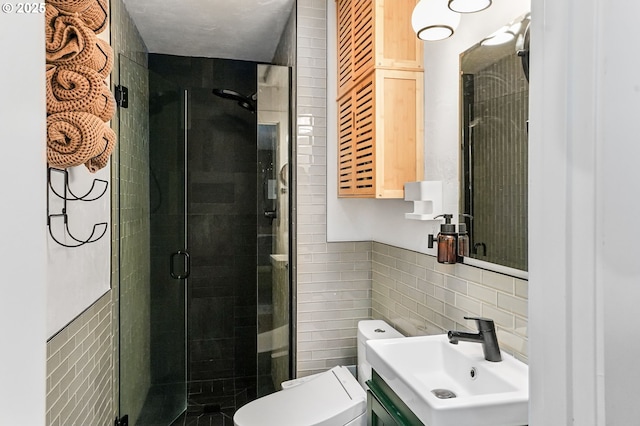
[372,242,528,363]
[46,293,113,426]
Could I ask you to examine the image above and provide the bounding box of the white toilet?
[233,320,404,426]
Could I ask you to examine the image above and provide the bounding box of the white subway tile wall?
[296,0,373,377]
[46,293,113,426]
[372,242,529,363]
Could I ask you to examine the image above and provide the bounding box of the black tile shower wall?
[149,54,258,409]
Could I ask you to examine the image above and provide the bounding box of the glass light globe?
[412,0,461,41]
[481,26,516,46]
[448,0,492,13]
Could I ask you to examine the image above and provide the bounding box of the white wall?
[599,0,640,419]
[529,0,640,424]
[47,165,111,337]
[0,11,47,426]
[327,0,530,255]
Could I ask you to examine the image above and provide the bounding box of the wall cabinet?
[337,0,424,198]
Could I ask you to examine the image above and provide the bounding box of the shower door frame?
[255,64,297,392]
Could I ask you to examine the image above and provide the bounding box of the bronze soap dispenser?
[429,214,458,264]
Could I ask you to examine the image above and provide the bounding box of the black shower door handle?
[170,250,190,279]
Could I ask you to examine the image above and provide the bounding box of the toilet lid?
[234,366,366,426]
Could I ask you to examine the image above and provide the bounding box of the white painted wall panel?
[0,10,47,426]
[46,166,111,337]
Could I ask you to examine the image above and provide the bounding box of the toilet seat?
[233,366,366,426]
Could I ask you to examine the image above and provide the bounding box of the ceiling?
[123,0,296,63]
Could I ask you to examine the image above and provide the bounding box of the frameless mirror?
[459,13,530,274]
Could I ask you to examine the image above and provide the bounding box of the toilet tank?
[357,320,403,388]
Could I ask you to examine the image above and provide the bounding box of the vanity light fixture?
[412,0,461,41]
[448,0,492,13]
[480,21,521,46]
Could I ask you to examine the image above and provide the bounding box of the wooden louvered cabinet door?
[338,74,375,198]
[338,74,376,197]
[352,0,375,84]
[337,0,354,98]
[337,0,375,98]
[338,91,355,195]
[352,74,376,196]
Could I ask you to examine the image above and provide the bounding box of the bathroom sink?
[366,334,528,426]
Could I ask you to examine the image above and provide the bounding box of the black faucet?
[447,316,502,362]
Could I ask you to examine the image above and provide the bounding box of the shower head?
[516,21,530,83]
[469,117,482,128]
[212,88,246,101]
[212,88,256,113]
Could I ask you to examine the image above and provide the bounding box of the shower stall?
[117,54,293,425]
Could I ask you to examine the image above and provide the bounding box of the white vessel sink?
[367,334,528,426]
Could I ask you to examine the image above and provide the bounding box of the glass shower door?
[256,64,291,396]
[118,54,187,426]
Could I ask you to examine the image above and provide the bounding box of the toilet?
[233,320,404,426]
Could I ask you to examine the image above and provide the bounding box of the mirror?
[459,13,530,273]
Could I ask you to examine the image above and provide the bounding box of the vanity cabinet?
[367,370,425,426]
[336,0,424,198]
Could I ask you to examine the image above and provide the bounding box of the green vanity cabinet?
[366,370,425,426]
